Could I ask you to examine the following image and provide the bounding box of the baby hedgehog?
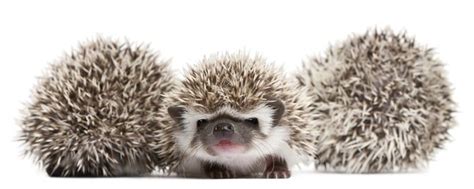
[297,28,455,173]
[19,38,175,176]
[155,53,316,178]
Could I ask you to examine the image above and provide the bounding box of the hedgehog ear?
[266,98,285,126]
[168,106,186,123]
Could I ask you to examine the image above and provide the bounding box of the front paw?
[203,162,236,179]
[263,155,291,179]
[264,169,291,179]
[206,170,236,179]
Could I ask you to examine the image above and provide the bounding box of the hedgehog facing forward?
[155,53,317,178]
[297,29,455,173]
[20,38,175,176]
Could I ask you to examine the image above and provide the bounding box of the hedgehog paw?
[264,155,291,179]
[203,162,236,179]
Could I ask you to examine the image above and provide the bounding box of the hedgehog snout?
[213,123,235,138]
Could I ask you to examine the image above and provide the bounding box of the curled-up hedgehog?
[19,38,175,176]
[154,53,316,178]
[297,28,455,173]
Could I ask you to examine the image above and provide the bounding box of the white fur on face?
[173,104,293,175]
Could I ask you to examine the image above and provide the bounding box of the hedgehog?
[154,52,317,178]
[19,38,175,177]
[296,28,455,173]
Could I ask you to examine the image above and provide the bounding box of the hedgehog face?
[168,99,287,160]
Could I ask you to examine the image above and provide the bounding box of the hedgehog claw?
[207,170,235,179]
[264,170,290,179]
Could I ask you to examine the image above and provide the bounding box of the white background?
[0,0,472,188]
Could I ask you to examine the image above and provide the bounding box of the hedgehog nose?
[213,123,234,138]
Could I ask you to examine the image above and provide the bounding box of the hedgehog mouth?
[209,140,247,155]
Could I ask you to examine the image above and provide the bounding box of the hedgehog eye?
[245,118,259,125]
[196,119,208,128]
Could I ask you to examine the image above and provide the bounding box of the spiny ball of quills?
[297,29,455,173]
[19,38,175,177]
[154,53,318,174]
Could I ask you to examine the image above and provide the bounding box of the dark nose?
[213,123,234,138]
